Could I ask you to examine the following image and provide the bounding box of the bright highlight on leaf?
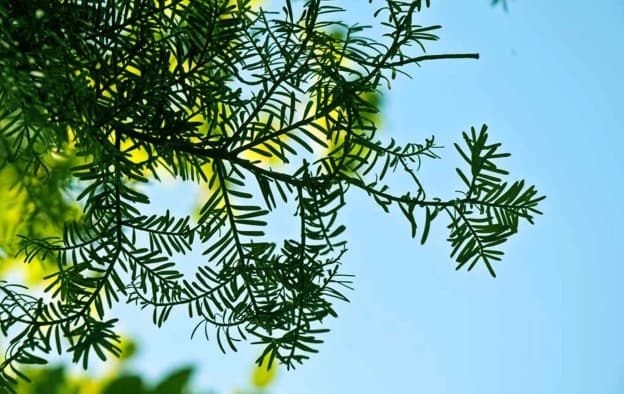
[251,354,278,388]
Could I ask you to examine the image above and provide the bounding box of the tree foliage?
[10,338,276,394]
[0,0,543,391]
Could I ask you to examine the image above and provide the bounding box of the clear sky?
[102,1,624,393]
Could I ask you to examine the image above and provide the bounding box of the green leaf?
[151,366,194,394]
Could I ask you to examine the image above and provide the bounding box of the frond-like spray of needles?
[0,0,543,389]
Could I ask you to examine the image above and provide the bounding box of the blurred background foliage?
[0,137,82,285]
[9,339,277,394]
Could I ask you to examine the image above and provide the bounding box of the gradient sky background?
[93,1,624,393]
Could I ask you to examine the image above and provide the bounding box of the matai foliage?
[0,0,543,391]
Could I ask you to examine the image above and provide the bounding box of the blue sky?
[103,1,624,393]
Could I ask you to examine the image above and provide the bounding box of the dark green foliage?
[0,0,542,391]
[101,367,195,394]
[151,367,194,394]
[101,376,145,394]
[11,363,194,394]
[17,366,65,394]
